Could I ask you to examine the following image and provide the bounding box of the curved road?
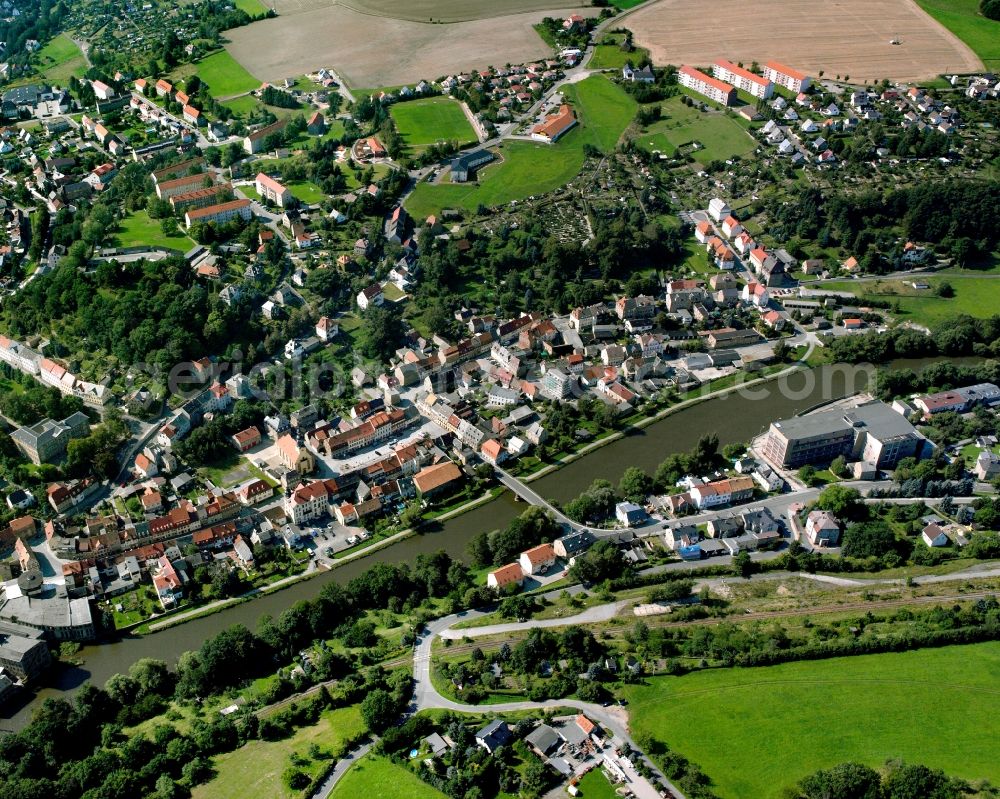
[411,605,687,798]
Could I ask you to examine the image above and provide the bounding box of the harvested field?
[226,3,591,87]
[269,0,582,22]
[624,0,983,82]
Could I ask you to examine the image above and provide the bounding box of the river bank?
[130,358,813,634]
[1,354,970,730]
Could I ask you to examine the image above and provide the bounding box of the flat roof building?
[763,401,929,469]
[0,619,51,681]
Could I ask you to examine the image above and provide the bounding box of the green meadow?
[625,642,1000,799]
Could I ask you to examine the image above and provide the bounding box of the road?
[310,741,374,799]
[411,604,687,798]
[440,600,631,640]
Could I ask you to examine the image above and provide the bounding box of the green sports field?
[404,74,635,217]
[197,50,261,98]
[330,755,445,799]
[916,0,1000,70]
[635,96,756,164]
[390,96,477,150]
[624,642,1000,799]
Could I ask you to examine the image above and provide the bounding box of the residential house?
[689,476,754,509]
[922,523,950,547]
[805,510,841,546]
[475,719,513,753]
[519,543,556,576]
[615,501,647,527]
[357,283,384,311]
[487,562,524,590]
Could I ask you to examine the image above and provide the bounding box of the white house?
[316,316,339,341]
[741,281,769,307]
[708,198,730,222]
[922,523,950,548]
[356,284,384,311]
[518,543,556,576]
[91,80,116,100]
[805,510,840,547]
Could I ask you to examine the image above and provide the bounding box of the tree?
[690,433,720,473]
[816,485,863,519]
[521,756,552,797]
[360,689,398,733]
[798,464,818,486]
[732,551,756,579]
[829,455,847,477]
[882,761,964,799]
[357,305,404,361]
[154,775,182,799]
[842,520,900,559]
[399,500,423,530]
[618,466,652,503]
[722,442,746,461]
[569,540,629,584]
[798,762,883,799]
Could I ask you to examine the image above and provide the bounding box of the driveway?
[309,741,374,799]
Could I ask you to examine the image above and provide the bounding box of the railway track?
[428,589,997,659]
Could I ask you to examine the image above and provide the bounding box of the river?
[1,356,977,729]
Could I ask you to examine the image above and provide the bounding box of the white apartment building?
[678,66,736,106]
[712,60,774,100]
[762,61,812,93]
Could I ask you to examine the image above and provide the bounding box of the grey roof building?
[0,619,52,681]
[0,593,96,642]
[525,723,564,756]
[475,718,512,753]
[451,149,495,183]
[554,530,594,558]
[763,401,928,469]
[11,411,90,465]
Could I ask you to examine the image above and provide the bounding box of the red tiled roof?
[521,543,555,565]
[764,60,807,81]
[532,104,576,139]
[679,65,733,95]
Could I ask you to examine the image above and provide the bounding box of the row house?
[690,476,755,509]
[192,521,238,551]
[678,66,736,106]
[713,59,774,99]
[237,479,274,505]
